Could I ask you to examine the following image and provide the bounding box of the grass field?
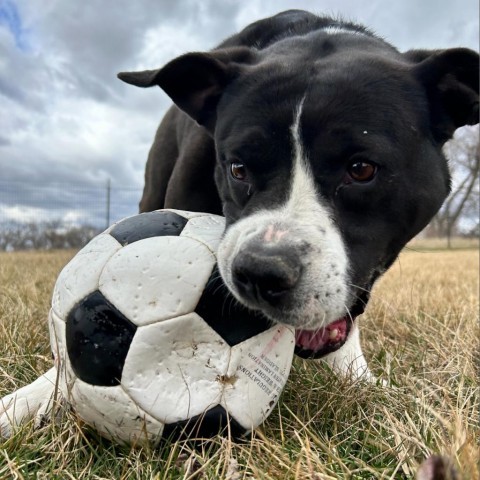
[0,244,478,479]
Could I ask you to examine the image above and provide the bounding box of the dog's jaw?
[217,99,351,339]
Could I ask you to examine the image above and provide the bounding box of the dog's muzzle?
[218,208,351,358]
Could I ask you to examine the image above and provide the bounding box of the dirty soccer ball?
[49,209,295,445]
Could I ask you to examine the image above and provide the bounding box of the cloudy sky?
[0,0,478,227]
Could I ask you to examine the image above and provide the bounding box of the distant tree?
[0,222,100,251]
[427,126,479,246]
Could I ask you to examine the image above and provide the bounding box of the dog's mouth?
[294,293,368,359]
[294,316,355,358]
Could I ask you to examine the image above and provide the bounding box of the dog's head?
[119,25,479,357]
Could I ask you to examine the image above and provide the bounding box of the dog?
[1,10,478,448]
[117,10,478,373]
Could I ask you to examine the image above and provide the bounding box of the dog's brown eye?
[230,162,248,181]
[347,161,377,182]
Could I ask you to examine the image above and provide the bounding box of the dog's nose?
[232,248,301,306]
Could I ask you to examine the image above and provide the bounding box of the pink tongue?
[295,318,347,352]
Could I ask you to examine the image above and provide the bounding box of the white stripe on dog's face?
[217,99,349,330]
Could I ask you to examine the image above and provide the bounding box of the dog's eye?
[346,161,377,183]
[230,162,248,181]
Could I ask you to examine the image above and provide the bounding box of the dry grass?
[407,236,479,251]
[0,245,478,479]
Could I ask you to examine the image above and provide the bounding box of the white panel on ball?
[51,233,122,319]
[48,310,76,393]
[99,236,216,327]
[161,209,212,220]
[122,313,229,423]
[221,325,295,429]
[70,380,164,446]
[179,214,226,253]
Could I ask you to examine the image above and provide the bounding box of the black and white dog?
[118,10,478,370]
[1,10,478,435]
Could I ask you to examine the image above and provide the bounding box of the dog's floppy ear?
[118,47,255,131]
[404,48,479,144]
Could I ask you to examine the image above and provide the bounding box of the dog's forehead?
[217,86,416,155]
[216,42,424,159]
[219,39,416,123]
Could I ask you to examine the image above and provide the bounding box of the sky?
[0,0,479,228]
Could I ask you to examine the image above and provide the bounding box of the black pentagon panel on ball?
[66,290,137,386]
[195,266,272,346]
[162,405,246,441]
[109,210,188,245]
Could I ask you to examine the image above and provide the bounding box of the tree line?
[0,221,99,251]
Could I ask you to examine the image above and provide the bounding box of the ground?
[0,240,478,479]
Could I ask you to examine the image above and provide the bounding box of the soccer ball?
[49,209,295,446]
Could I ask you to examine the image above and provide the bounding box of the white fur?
[0,367,59,437]
[218,99,349,330]
[323,26,365,36]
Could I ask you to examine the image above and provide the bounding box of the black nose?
[232,249,301,306]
